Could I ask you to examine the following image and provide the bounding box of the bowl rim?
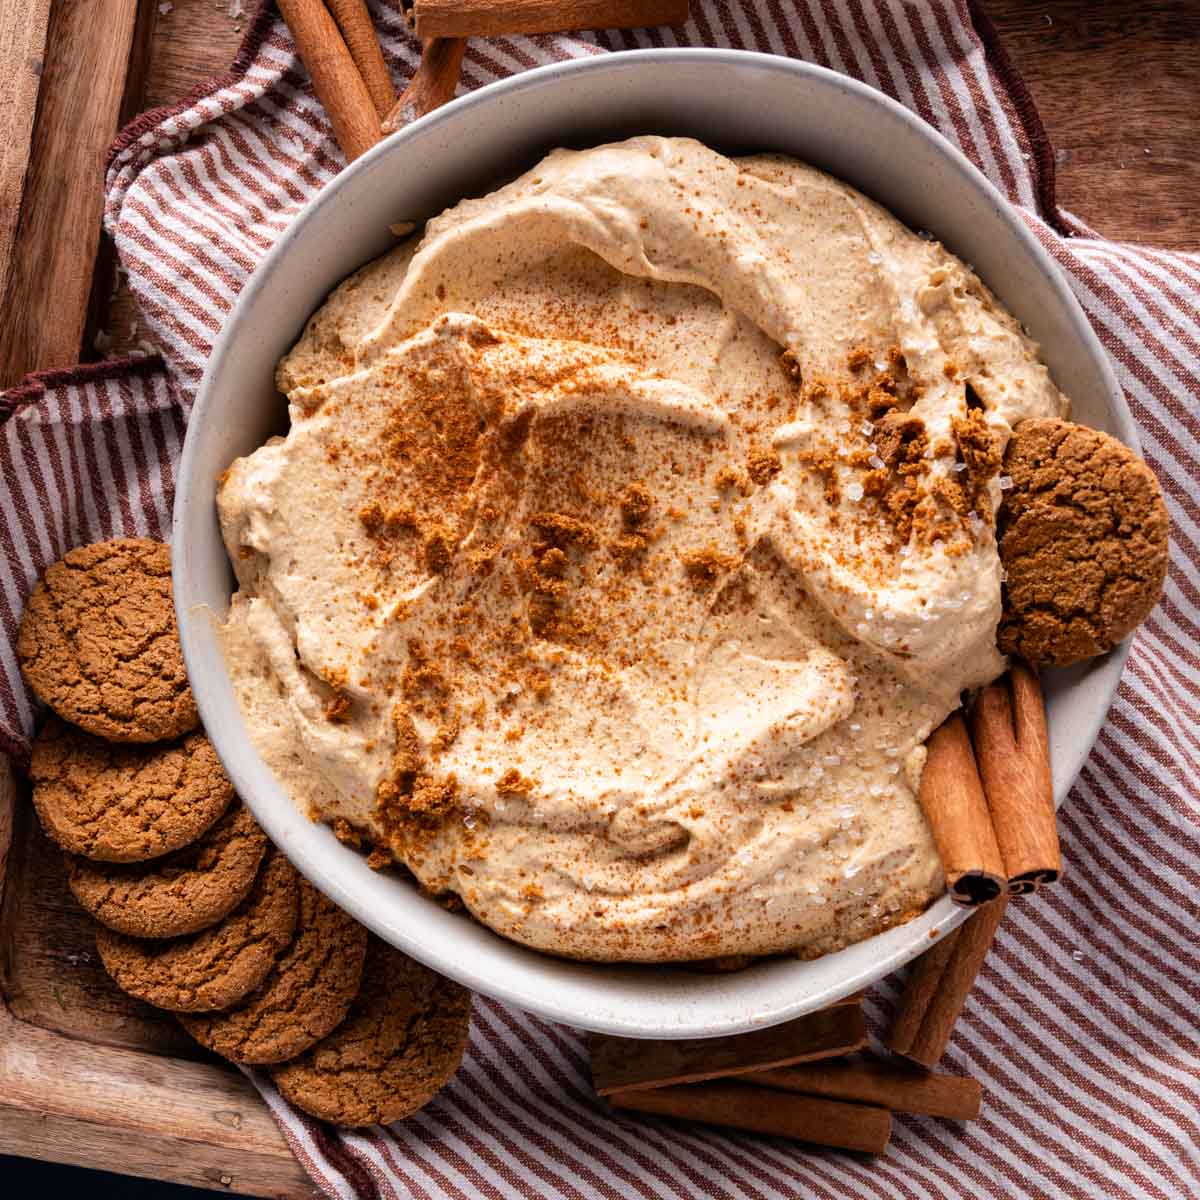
[175,47,1132,1037]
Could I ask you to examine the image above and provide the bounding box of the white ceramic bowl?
[175,49,1134,1038]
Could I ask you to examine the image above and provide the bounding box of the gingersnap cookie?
[95,849,299,1012]
[271,936,471,1126]
[179,878,368,1063]
[30,718,234,862]
[17,538,198,742]
[67,801,269,938]
[998,418,1169,666]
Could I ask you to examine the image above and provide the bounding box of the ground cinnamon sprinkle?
[319,318,982,897]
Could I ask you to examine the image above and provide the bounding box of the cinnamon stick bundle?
[609,1083,892,1154]
[972,662,1060,894]
[744,1059,981,1121]
[918,712,1006,905]
[326,0,397,118]
[886,895,1008,1068]
[589,1002,867,1095]
[277,0,381,161]
[407,0,689,39]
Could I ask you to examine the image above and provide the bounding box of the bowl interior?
[175,50,1132,1038]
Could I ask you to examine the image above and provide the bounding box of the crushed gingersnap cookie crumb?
[951,406,1002,519]
[619,483,653,527]
[609,533,648,562]
[332,818,363,850]
[680,545,740,587]
[530,511,599,548]
[423,523,455,573]
[714,464,752,495]
[746,447,782,485]
[496,768,535,796]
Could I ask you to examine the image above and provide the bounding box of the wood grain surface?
[0,759,317,1198]
[0,0,53,308]
[0,0,145,388]
[104,0,246,358]
[0,793,204,1060]
[987,0,1198,251]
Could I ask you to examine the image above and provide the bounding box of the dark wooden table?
[987,0,1196,251]
[137,0,1199,250]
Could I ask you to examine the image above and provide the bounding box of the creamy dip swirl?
[218,137,1066,962]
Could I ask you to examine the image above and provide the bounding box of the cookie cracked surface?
[68,801,269,938]
[179,878,367,1063]
[95,849,299,1012]
[17,538,199,742]
[998,418,1169,666]
[30,718,234,862]
[271,936,471,1126]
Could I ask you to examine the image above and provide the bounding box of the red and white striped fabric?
[2,2,1197,1196]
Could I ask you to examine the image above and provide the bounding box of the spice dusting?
[218,137,1069,964]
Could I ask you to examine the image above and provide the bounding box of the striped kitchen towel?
[2,1,1198,1196]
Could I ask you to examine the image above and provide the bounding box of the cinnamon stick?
[918,712,1006,906]
[276,0,381,162]
[609,1083,892,1154]
[885,929,960,1057]
[382,38,467,132]
[589,1003,867,1096]
[886,895,1008,1068]
[326,0,397,118]
[972,662,1060,894]
[744,1059,982,1121]
[407,0,689,39]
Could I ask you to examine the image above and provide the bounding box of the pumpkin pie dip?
[217,137,1066,962]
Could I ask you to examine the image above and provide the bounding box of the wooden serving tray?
[0,758,318,1196]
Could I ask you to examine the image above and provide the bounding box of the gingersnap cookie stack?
[18,537,471,1127]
